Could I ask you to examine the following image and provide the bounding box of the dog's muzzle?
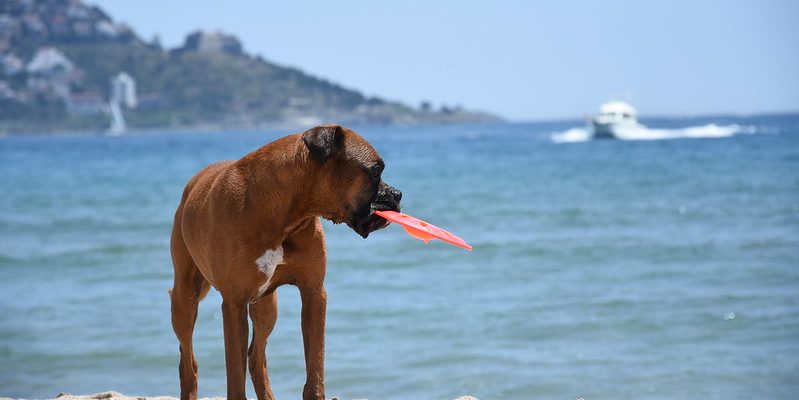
[350,182,402,238]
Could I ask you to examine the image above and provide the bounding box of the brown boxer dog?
[169,124,401,400]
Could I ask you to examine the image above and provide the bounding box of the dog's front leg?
[300,286,327,400]
[222,297,250,400]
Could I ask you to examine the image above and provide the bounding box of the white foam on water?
[551,127,593,143]
[551,123,757,143]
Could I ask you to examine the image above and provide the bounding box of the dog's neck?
[234,134,323,244]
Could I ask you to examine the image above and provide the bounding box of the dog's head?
[303,124,402,238]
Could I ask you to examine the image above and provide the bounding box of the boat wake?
[551,123,757,143]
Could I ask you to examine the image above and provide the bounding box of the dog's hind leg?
[248,292,279,400]
[170,230,210,400]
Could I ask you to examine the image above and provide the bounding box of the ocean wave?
[551,123,757,143]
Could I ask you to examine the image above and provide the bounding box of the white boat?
[107,101,126,136]
[590,101,644,139]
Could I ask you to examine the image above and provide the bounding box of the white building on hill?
[26,47,74,74]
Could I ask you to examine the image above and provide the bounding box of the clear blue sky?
[92,0,798,121]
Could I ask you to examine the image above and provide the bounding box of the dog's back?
[171,160,237,282]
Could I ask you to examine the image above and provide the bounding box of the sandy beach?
[1,392,480,400]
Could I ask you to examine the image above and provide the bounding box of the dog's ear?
[302,125,343,164]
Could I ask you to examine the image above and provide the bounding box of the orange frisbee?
[374,210,472,251]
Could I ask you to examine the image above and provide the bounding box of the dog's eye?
[367,169,380,181]
[367,161,384,180]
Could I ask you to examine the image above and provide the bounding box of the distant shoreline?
[2,111,797,137]
[0,119,505,137]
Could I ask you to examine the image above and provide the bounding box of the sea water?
[1,115,797,399]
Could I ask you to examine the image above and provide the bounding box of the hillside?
[0,0,500,133]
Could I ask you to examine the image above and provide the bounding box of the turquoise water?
[1,116,798,399]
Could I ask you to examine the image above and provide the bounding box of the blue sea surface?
[1,116,798,399]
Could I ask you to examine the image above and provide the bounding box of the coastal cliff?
[0,0,500,133]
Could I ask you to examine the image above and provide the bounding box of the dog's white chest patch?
[253,246,284,300]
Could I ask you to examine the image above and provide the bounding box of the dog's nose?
[389,186,402,203]
[376,182,402,212]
